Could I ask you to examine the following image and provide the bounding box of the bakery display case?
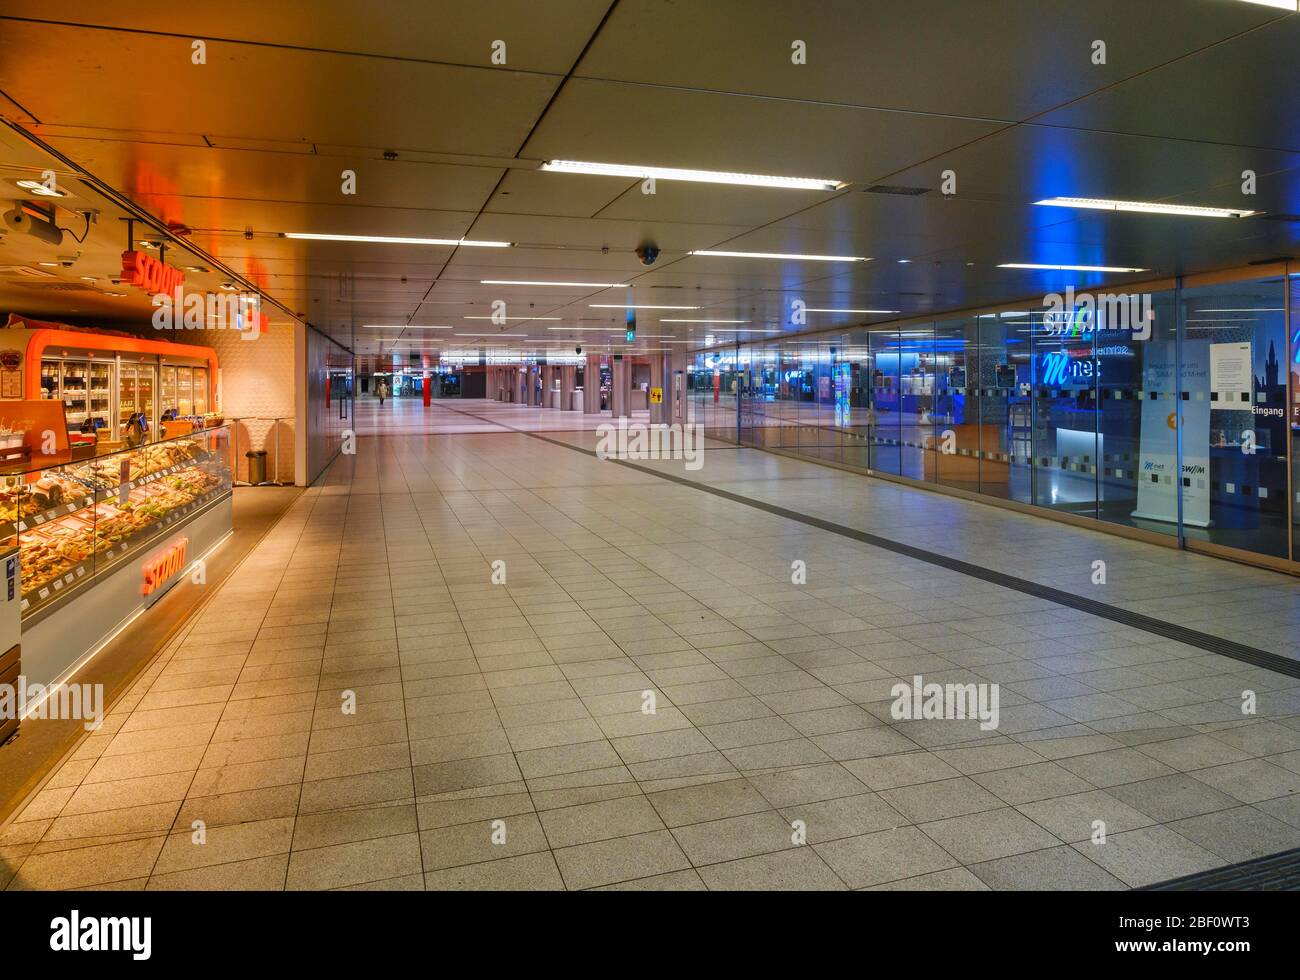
[0,423,232,620]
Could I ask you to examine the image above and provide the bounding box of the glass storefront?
[690,264,1298,571]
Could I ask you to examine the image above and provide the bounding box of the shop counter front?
[2,425,233,689]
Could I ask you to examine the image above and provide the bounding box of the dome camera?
[634,243,660,266]
[575,345,583,355]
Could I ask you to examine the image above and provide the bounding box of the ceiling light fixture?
[999,262,1148,273]
[362,325,454,329]
[463,316,561,321]
[804,308,900,314]
[540,160,844,192]
[1238,0,1296,10]
[481,279,629,288]
[589,304,700,310]
[1035,197,1257,219]
[661,318,750,324]
[15,179,67,198]
[690,250,869,263]
[285,232,512,247]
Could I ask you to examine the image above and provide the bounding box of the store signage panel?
[120,251,185,294]
[141,536,189,601]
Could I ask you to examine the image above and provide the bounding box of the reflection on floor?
[2,398,1298,891]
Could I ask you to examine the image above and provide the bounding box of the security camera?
[575,345,583,355]
[634,243,660,266]
[3,206,64,246]
[58,254,79,268]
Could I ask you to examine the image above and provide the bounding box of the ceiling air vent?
[863,184,931,196]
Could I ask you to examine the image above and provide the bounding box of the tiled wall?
[206,322,297,483]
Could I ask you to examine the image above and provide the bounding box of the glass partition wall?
[690,264,1299,571]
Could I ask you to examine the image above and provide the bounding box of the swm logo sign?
[1044,286,1153,341]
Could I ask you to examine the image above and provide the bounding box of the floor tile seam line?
[505,426,1300,682]
[6,489,317,857]
[275,488,353,889]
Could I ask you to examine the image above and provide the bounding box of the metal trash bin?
[245,450,268,485]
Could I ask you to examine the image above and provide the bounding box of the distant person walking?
[377,381,388,405]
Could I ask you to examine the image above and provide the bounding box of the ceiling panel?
[42,138,506,212]
[572,0,1282,122]
[1039,14,1300,151]
[0,1,613,73]
[520,77,1004,183]
[0,22,556,156]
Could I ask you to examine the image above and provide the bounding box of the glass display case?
[0,424,232,619]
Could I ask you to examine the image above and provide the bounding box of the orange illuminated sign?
[121,250,185,294]
[142,538,188,596]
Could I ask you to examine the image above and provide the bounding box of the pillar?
[584,354,602,415]
[649,354,669,425]
[561,365,577,411]
[517,368,527,405]
[527,366,539,406]
[611,357,630,418]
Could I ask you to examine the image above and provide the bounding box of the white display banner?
[1131,340,1211,527]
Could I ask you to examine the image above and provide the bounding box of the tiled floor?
[3,397,1299,891]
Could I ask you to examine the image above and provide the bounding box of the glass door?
[60,360,89,429]
[88,361,112,431]
[40,359,59,400]
[177,367,194,416]
[192,367,208,415]
[137,365,156,431]
[118,363,137,437]
[161,365,178,417]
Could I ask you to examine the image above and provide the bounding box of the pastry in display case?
[1,424,232,616]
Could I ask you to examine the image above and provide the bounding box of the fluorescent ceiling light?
[690,250,870,263]
[1035,197,1257,219]
[481,279,628,288]
[1196,308,1285,312]
[540,159,843,192]
[589,304,700,310]
[661,318,750,323]
[16,178,66,198]
[546,326,609,331]
[999,263,1148,273]
[285,233,512,247]
[454,333,528,337]
[362,325,453,329]
[1237,0,1296,10]
[804,308,899,314]
[463,316,561,321]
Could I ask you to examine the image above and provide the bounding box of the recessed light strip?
[1035,197,1257,219]
[690,250,870,263]
[285,233,512,247]
[541,160,843,192]
[804,308,900,314]
[481,280,629,288]
[589,304,700,310]
[999,263,1148,273]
